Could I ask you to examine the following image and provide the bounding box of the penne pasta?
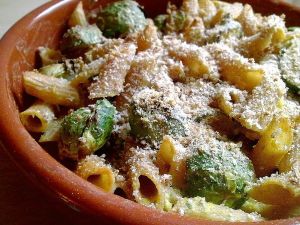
[198,0,217,26]
[23,71,80,107]
[213,1,243,20]
[238,27,286,60]
[206,43,264,91]
[39,63,67,78]
[137,20,161,52]
[128,149,166,209]
[279,120,300,173]
[70,58,105,87]
[38,47,63,66]
[76,155,117,193]
[279,145,300,174]
[20,101,56,133]
[157,136,188,189]
[164,37,219,80]
[39,119,62,142]
[88,42,137,99]
[68,2,88,27]
[236,4,261,36]
[251,117,293,177]
[249,173,300,206]
[181,0,199,18]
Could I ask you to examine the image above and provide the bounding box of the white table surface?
[0,0,48,37]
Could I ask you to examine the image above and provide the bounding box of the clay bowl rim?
[0,0,299,225]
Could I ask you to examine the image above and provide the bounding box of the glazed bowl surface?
[0,0,300,225]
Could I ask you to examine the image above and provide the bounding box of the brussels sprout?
[61,24,105,55]
[60,99,116,160]
[129,101,186,144]
[186,149,255,209]
[97,0,147,38]
[60,107,92,157]
[80,99,116,155]
[279,34,300,95]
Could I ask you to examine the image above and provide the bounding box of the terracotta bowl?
[0,0,299,224]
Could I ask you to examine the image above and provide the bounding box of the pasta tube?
[20,101,56,133]
[137,20,160,52]
[128,149,166,209]
[88,42,136,99]
[198,0,217,26]
[236,4,261,36]
[38,47,63,66]
[279,147,300,174]
[39,63,67,78]
[70,58,105,87]
[213,1,243,20]
[279,121,300,173]
[249,173,300,206]
[68,2,88,27]
[76,155,116,193]
[239,27,286,60]
[164,38,219,80]
[251,117,293,177]
[23,71,80,107]
[241,198,285,219]
[206,43,264,91]
[39,119,62,142]
[157,136,187,189]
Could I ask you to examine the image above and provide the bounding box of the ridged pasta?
[23,71,80,107]
[251,117,293,176]
[156,136,188,189]
[38,47,63,66]
[206,43,264,91]
[76,155,117,193]
[68,2,88,27]
[88,42,136,99]
[39,119,62,142]
[249,173,300,206]
[127,148,167,209]
[20,101,56,133]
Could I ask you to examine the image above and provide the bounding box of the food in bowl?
[19,0,300,222]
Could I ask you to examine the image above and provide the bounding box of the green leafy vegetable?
[61,24,105,55]
[59,99,116,160]
[186,149,255,209]
[129,99,186,144]
[97,0,147,38]
[81,99,116,154]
